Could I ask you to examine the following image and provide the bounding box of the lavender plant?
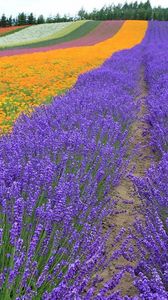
[0,45,142,299]
[132,21,168,299]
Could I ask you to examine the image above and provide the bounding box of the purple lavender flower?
[2,21,166,299]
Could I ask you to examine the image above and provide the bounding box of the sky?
[0,0,168,17]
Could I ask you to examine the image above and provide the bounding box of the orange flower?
[0,21,148,134]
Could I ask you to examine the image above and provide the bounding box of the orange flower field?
[0,20,148,133]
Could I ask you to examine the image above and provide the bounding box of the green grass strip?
[0,21,101,50]
[30,21,88,43]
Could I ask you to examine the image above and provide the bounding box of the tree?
[61,14,68,22]
[145,8,152,20]
[37,15,45,24]
[27,13,36,25]
[46,15,53,23]
[143,0,152,10]
[133,1,138,9]
[78,7,87,20]
[7,16,13,26]
[0,14,7,27]
[17,12,27,25]
[53,13,61,22]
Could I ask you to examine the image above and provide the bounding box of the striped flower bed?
[2,20,124,51]
[0,21,147,133]
[0,21,100,51]
[0,23,72,47]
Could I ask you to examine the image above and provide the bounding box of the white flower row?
[0,22,72,47]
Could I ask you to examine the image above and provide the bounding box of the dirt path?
[97,66,152,297]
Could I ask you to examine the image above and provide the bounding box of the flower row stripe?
[0,20,148,133]
[0,20,124,52]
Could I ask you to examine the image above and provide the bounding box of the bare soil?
[97,66,152,297]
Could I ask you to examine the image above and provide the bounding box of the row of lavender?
[132,22,168,299]
[0,47,142,298]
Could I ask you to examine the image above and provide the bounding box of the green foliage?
[77,1,167,21]
[17,12,27,26]
[0,14,7,27]
[37,15,45,24]
[27,13,36,25]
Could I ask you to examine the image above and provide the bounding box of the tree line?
[78,1,168,21]
[0,13,73,27]
[0,1,168,27]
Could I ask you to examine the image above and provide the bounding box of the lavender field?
[0,19,168,299]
